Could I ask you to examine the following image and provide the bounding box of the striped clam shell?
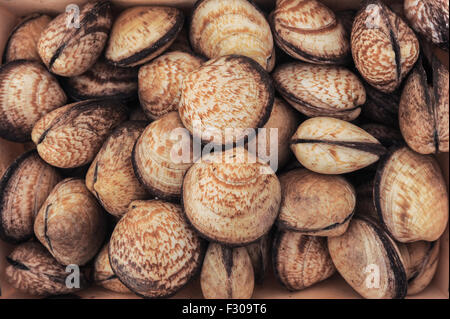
[93,243,130,293]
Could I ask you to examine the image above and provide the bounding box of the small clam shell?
[32,99,128,168]
[34,178,107,266]
[37,1,112,76]
[201,243,254,299]
[245,233,271,285]
[0,60,67,142]
[374,146,448,242]
[190,0,274,71]
[0,150,61,243]
[361,85,400,127]
[109,200,204,298]
[290,117,386,174]
[277,168,355,237]
[179,55,274,146]
[328,216,407,299]
[105,6,184,67]
[86,121,149,218]
[351,0,419,93]
[182,148,281,246]
[93,243,130,293]
[360,123,404,148]
[273,62,366,121]
[138,51,203,120]
[270,0,350,64]
[3,13,51,63]
[273,230,335,291]
[5,242,89,296]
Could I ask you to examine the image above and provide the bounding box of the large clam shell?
[93,243,130,293]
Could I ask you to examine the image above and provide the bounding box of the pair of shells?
[190,0,275,71]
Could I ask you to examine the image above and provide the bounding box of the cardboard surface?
[0,0,448,299]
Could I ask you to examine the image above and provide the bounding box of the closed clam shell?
[34,178,107,266]
[351,0,419,93]
[270,0,350,64]
[399,55,449,154]
[86,121,149,218]
[0,60,67,142]
[200,243,254,299]
[105,6,184,67]
[273,62,366,121]
[3,13,51,63]
[138,51,203,120]
[0,150,61,243]
[190,0,274,71]
[361,85,400,127]
[290,117,386,174]
[37,1,112,76]
[5,242,89,296]
[31,99,128,169]
[182,148,281,246]
[132,112,193,201]
[277,168,355,237]
[273,230,335,291]
[93,243,130,293]
[328,216,407,299]
[109,200,204,298]
[179,55,274,146]
[374,146,448,242]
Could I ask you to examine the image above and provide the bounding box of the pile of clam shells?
[0,0,448,299]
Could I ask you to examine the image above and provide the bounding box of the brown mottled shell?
[0,150,61,243]
[273,62,365,121]
[374,146,448,243]
[132,112,193,201]
[190,0,274,71]
[0,60,67,142]
[34,178,107,266]
[31,99,128,169]
[399,55,449,154]
[351,0,419,93]
[105,6,184,67]
[328,216,407,299]
[201,243,254,299]
[86,121,148,218]
[361,85,400,127]
[93,243,130,293]
[270,0,350,64]
[37,1,112,76]
[245,233,271,285]
[273,230,335,291]
[179,55,274,146]
[109,200,204,298]
[290,117,386,174]
[5,242,88,296]
[3,13,51,63]
[182,148,281,246]
[277,168,355,237]
[360,123,404,148]
[138,51,203,120]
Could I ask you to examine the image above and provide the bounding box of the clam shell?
[179,55,274,146]
[190,0,274,71]
[273,230,335,291]
[34,178,107,266]
[93,243,130,293]
[105,6,184,67]
[273,62,365,121]
[351,0,419,93]
[0,150,61,243]
[109,200,204,298]
[31,99,128,169]
[37,1,112,76]
[182,148,281,246]
[374,146,448,242]
[328,216,407,299]
[277,168,355,237]
[86,121,149,218]
[245,233,271,285]
[290,117,386,174]
[200,243,254,299]
[0,60,67,142]
[5,242,88,296]
[3,13,51,63]
[270,0,350,64]
[138,51,203,120]
[361,85,400,127]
